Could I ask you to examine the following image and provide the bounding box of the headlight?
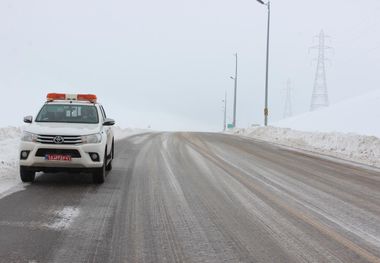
[21,131,37,142]
[81,133,102,144]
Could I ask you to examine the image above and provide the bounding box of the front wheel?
[20,167,35,183]
[92,156,106,184]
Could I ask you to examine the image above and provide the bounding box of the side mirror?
[103,118,115,126]
[23,116,33,124]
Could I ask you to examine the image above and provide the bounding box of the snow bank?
[229,89,380,168]
[232,126,380,168]
[0,127,22,194]
[275,89,380,137]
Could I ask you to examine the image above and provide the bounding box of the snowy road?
[0,132,380,262]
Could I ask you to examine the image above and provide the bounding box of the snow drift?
[0,127,22,194]
[231,89,380,168]
[275,89,380,138]
[232,126,380,168]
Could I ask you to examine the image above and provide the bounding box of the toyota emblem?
[53,136,64,144]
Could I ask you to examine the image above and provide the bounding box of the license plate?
[45,154,72,161]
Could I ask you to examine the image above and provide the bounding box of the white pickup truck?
[19,93,115,184]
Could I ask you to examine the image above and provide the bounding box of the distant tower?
[310,30,331,111]
[283,79,292,118]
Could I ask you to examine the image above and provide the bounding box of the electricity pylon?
[283,79,292,118]
[310,30,332,111]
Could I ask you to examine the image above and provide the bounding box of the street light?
[231,53,238,128]
[256,0,271,126]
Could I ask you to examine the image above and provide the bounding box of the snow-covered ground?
[0,127,22,196]
[276,89,380,137]
[231,89,380,168]
[232,126,380,168]
[0,126,147,197]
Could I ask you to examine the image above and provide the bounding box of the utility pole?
[283,79,292,118]
[232,53,238,128]
[310,30,332,111]
[222,92,227,131]
[256,0,271,126]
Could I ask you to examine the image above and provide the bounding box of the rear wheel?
[20,167,35,183]
[106,143,114,171]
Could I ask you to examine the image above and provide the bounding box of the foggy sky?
[1,0,379,131]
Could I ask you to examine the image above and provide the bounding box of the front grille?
[35,149,81,158]
[37,135,82,145]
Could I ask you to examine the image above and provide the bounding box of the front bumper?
[19,141,105,170]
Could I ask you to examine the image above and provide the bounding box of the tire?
[20,167,35,183]
[105,158,112,171]
[111,139,115,158]
[106,143,113,171]
[93,153,106,184]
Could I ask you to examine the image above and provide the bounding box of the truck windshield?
[36,104,99,124]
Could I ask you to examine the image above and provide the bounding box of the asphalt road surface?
[0,132,380,263]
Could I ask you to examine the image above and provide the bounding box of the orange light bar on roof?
[47,93,66,101]
[77,94,97,103]
[46,93,97,103]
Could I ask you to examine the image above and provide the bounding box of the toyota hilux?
[19,93,115,184]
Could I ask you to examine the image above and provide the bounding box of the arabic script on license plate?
[45,154,72,161]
